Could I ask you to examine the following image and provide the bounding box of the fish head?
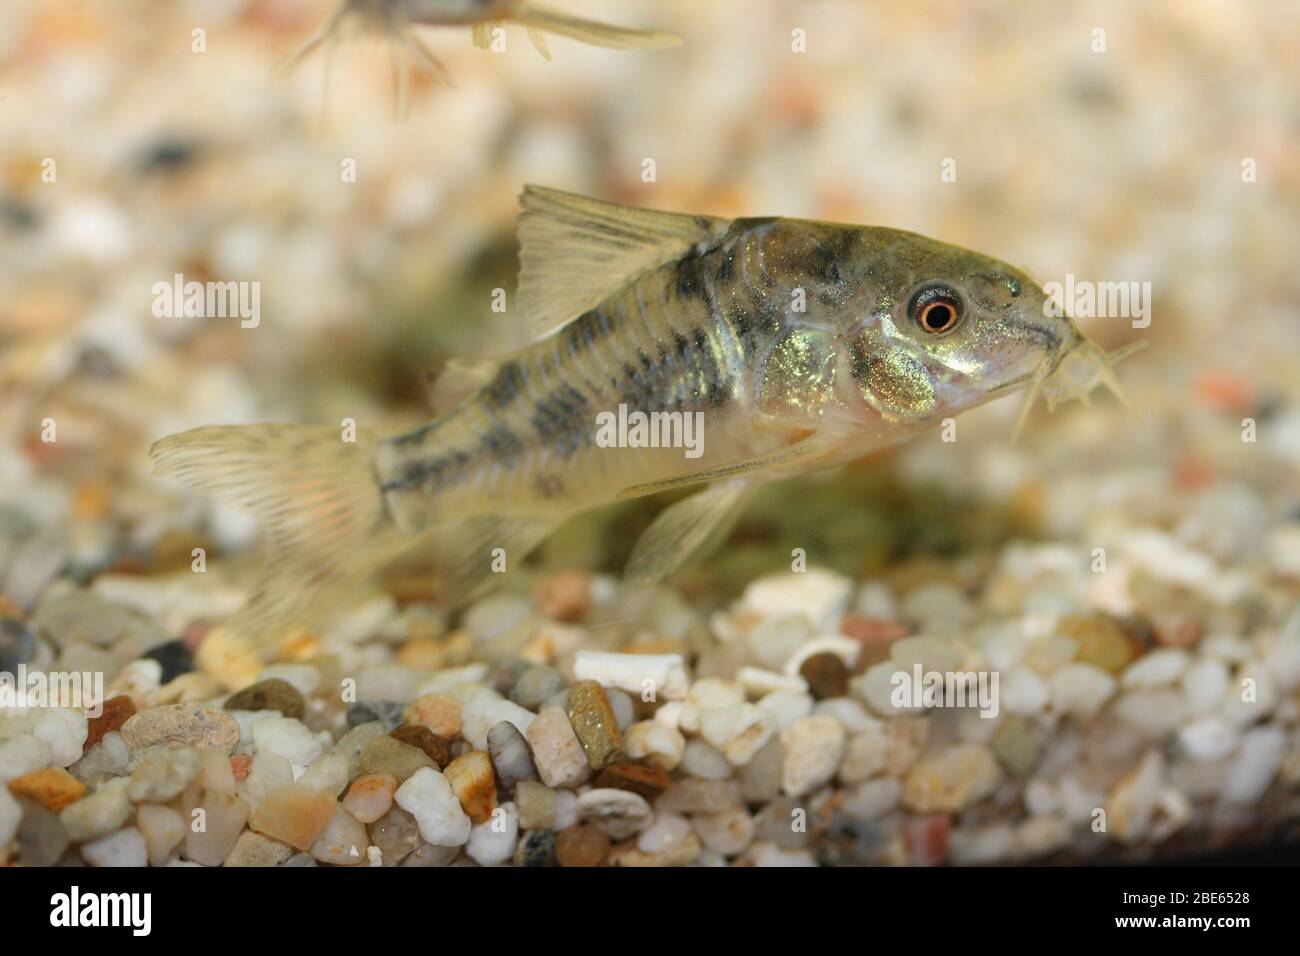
[847,230,1085,429]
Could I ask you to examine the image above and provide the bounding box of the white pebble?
[1178,717,1238,762]
[251,716,322,767]
[780,715,845,796]
[553,788,578,830]
[784,636,860,676]
[624,720,685,771]
[842,777,900,819]
[1122,649,1190,689]
[81,827,148,867]
[466,802,518,865]
[681,739,732,779]
[1222,726,1287,803]
[0,735,51,783]
[637,811,691,853]
[1001,667,1050,716]
[757,689,814,730]
[394,767,471,847]
[1049,663,1117,718]
[1181,658,1229,714]
[736,667,807,698]
[32,709,88,768]
[572,651,689,700]
[679,679,744,734]
[0,786,20,847]
[460,688,536,751]
[740,568,853,629]
[298,752,350,797]
[576,788,652,840]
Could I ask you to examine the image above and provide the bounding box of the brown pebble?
[223,678,305,720]
[555,824,610,867]
[799,652,849,699]
[443,750,497,823]
[8,767,86,812]
[840,615,909,671]
[566,680,622,769]
[531,570,591,622]
[592,762,671,800]
[389,724,451,769]
[248,785,338,851]
[83,695,136,753]
[229,754,253,782]
[1057,614,1141,675]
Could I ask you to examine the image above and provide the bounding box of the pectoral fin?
[623,479,757,587]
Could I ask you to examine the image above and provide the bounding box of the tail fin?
[151,424,404,652]
[510,4,683,50]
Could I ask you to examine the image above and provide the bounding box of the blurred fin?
[624,479,756,588]
[510,4,683,50]
[616,434,835,499]
[151,424,411,653]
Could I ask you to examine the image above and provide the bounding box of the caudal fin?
[151,424,404,652]
[510,4,682,51]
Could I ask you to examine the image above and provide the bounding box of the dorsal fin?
[517,185,731,341]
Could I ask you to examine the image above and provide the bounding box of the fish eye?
[908,284,964,334]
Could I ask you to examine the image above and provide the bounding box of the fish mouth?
[1007,325,1146,442]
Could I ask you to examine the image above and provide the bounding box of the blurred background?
[0,0,1297,598]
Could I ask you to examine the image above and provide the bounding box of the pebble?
[838,723,889,784]
[224,829,294,867]
[225,679,306,720]
[842,778,902,820]
[120,704,239,754]
[368,807,422,863]
[515,780,557,830]
[356,735,434,784]
[0,786,20,848]
[239,751,294,806]
[0,735,51,784]
[81,827,148,867]
[298,752,351,797]
[141,640,193,683]
[656,778,742,814]
[565,681,623,769]
[1178,717,1238,761]
[902,745,1002,813]
[680,678,746,733]
[798,652,850,699]
[343,774,397,824]
[248,785,336,851]
[623,720,686,771]
[330,722,388,776]
[487,720,537,790]
[554,823,610,867]
[1057,614,1141,674]
[183,790,249,866]
[1222,726,1287,803]
[1181,658,1229,715]
[16,797,68,866]
[706,703,777,766]
[1048,663,1117,718]
[572,651,689,700]
[8,767,86,812]
[1106,751,1164,843]
[758,689,815,730]
[1002,667,1050,715]
[403,694,463,738]
[593,761,672,800]
[460,688,537,751]
[401,842,460,867]
[394,767,471,847]
[680,740,732,779]
[59,778,132,842]
[779,715,846,796]
[443,750,496,822]
[83,695,137,753]
[257,663,322,698]
[390,724,452,769]
[69,732,130,788]
[466,801,519,865]
[692,807,755,856]
[576,787,652,839]
[637,811,692,854]
[1121,648,1190,689]
[127,747,202,802]
[607,831,702,867]
[736,666,808,697]
[527,706,591,788]
[33,586,167,649]
[251,715,323,766]
[990,716,1043,776]
[0,618,36,673]
[347,699,405,731]
[532,569,591,622]
[32,709,89,767]
[514,828,557,866]
[309,804,369,865]
[740,569,853,629]
[136,804,185,865]
[739,738,784,804]
[509,666,567,711]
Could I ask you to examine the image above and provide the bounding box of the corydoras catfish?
[152,186,1137,651]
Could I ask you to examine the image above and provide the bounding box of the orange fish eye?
[909,286,964,334]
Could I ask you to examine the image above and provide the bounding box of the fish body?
[153,186,1126,651]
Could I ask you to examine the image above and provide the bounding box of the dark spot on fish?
[716,251,736,283]
[676,253,704,300]
[483,360,527,410]
[534,474,565,499]
[530,384,591,458]
[561,308,616,357]
[480,424,525,466]
[382,448,473,494]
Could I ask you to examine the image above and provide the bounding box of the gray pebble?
[0,618,36,673]
[17,798,68,867]
[487,720,538,791]
[347,700,405,731]
[510,666,567,710]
